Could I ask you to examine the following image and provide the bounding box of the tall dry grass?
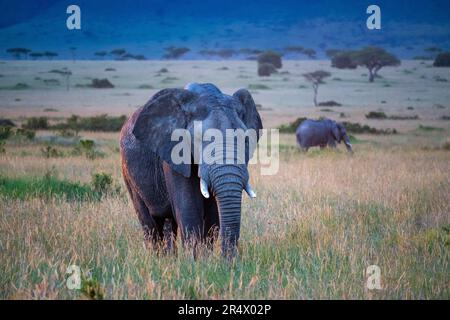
[0,133,449,299]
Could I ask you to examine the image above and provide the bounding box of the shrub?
[342,122,397,134]
[15,128,36,140]
[0,126,13,140]
[278,117,307,133]
[91,173,113,194]
[138,84,154,89]
[318,101,342,107]
[331,52,357,69]
[41,145,62,158]
[258,63,277,76]
[389,115,419,120]
[23,117,48,130]
[0,141,5,154]
[257,51,282,69]
[418,125,443,132]
[52,115,126,132]
[433,52,450,67]
[90,78,114,88]
[248,84,270,90]
[366,111,387,119]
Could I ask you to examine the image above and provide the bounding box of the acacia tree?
[30,52,44,60]
[44,52,58,60]
[302,70,331,106]
[6,48,31,59]
[352,47,400,82]
[94,51,107,59]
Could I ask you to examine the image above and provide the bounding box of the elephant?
[296,118,353,152]
[120,83,262,259]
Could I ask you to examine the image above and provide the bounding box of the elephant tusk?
[200,178,210,198]
[244,182,257,198]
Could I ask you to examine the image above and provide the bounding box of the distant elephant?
[296,118,353,152]
[120,83,262,258]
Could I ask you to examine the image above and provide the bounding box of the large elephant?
[296,118,353,152]
[120,83,262,258]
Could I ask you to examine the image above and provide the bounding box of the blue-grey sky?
[0,0,449,59]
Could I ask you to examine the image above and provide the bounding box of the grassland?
[0,60,449,299]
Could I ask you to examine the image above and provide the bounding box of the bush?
[331,53,357,69]
[366,111,387,119]
[90,78,114,88]
[91,173,113,194]
[342,122,397,134]
[15,128,36,140]
[257,51,282,69]
[248,84,270,90]
[23,117,48,130]
[278,117,307,133]
[433,52,450,67]
[52,114,126,132]
[41,145,62,158]
[0,126,13,140]
[318,101,342,107]
[258,63,277,76]
[0,141,5,154]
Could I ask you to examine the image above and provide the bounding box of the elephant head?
[132,83,262,258]
[331,121,353,152]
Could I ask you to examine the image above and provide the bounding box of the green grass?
[0,175,98,201]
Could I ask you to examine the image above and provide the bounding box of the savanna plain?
[0,60,449,299]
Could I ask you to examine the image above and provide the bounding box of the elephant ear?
[132,88,197,178]
[233,89,263,140]
[330,121,341,142]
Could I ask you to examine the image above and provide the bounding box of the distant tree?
[133,54,146,61]
[163,46,190,59]
[331,51,357,69]
[6,48,31,59]
[302,70,331,106]
[110,48,127,60]
[352,47,400,82]
[258,63,277,76]
[50,68,72,90]
[94,51,108,59]
[44,52,58,60]
[29,52,44,60]
[433,52,450,67]
[257,51,282,69]
[122,53,135,60]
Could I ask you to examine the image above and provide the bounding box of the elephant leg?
[327,139,337,148]
[163,163,205,250]
[203,197,220,249]
[124,176,164,248]
[162,217,178,252]
[132,192,164,247]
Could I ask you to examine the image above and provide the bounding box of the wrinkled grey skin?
[120,83,262,259]
[296,119,353,152]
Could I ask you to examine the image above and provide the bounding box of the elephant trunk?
[343,135,353,153]
[208,164,248,259]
